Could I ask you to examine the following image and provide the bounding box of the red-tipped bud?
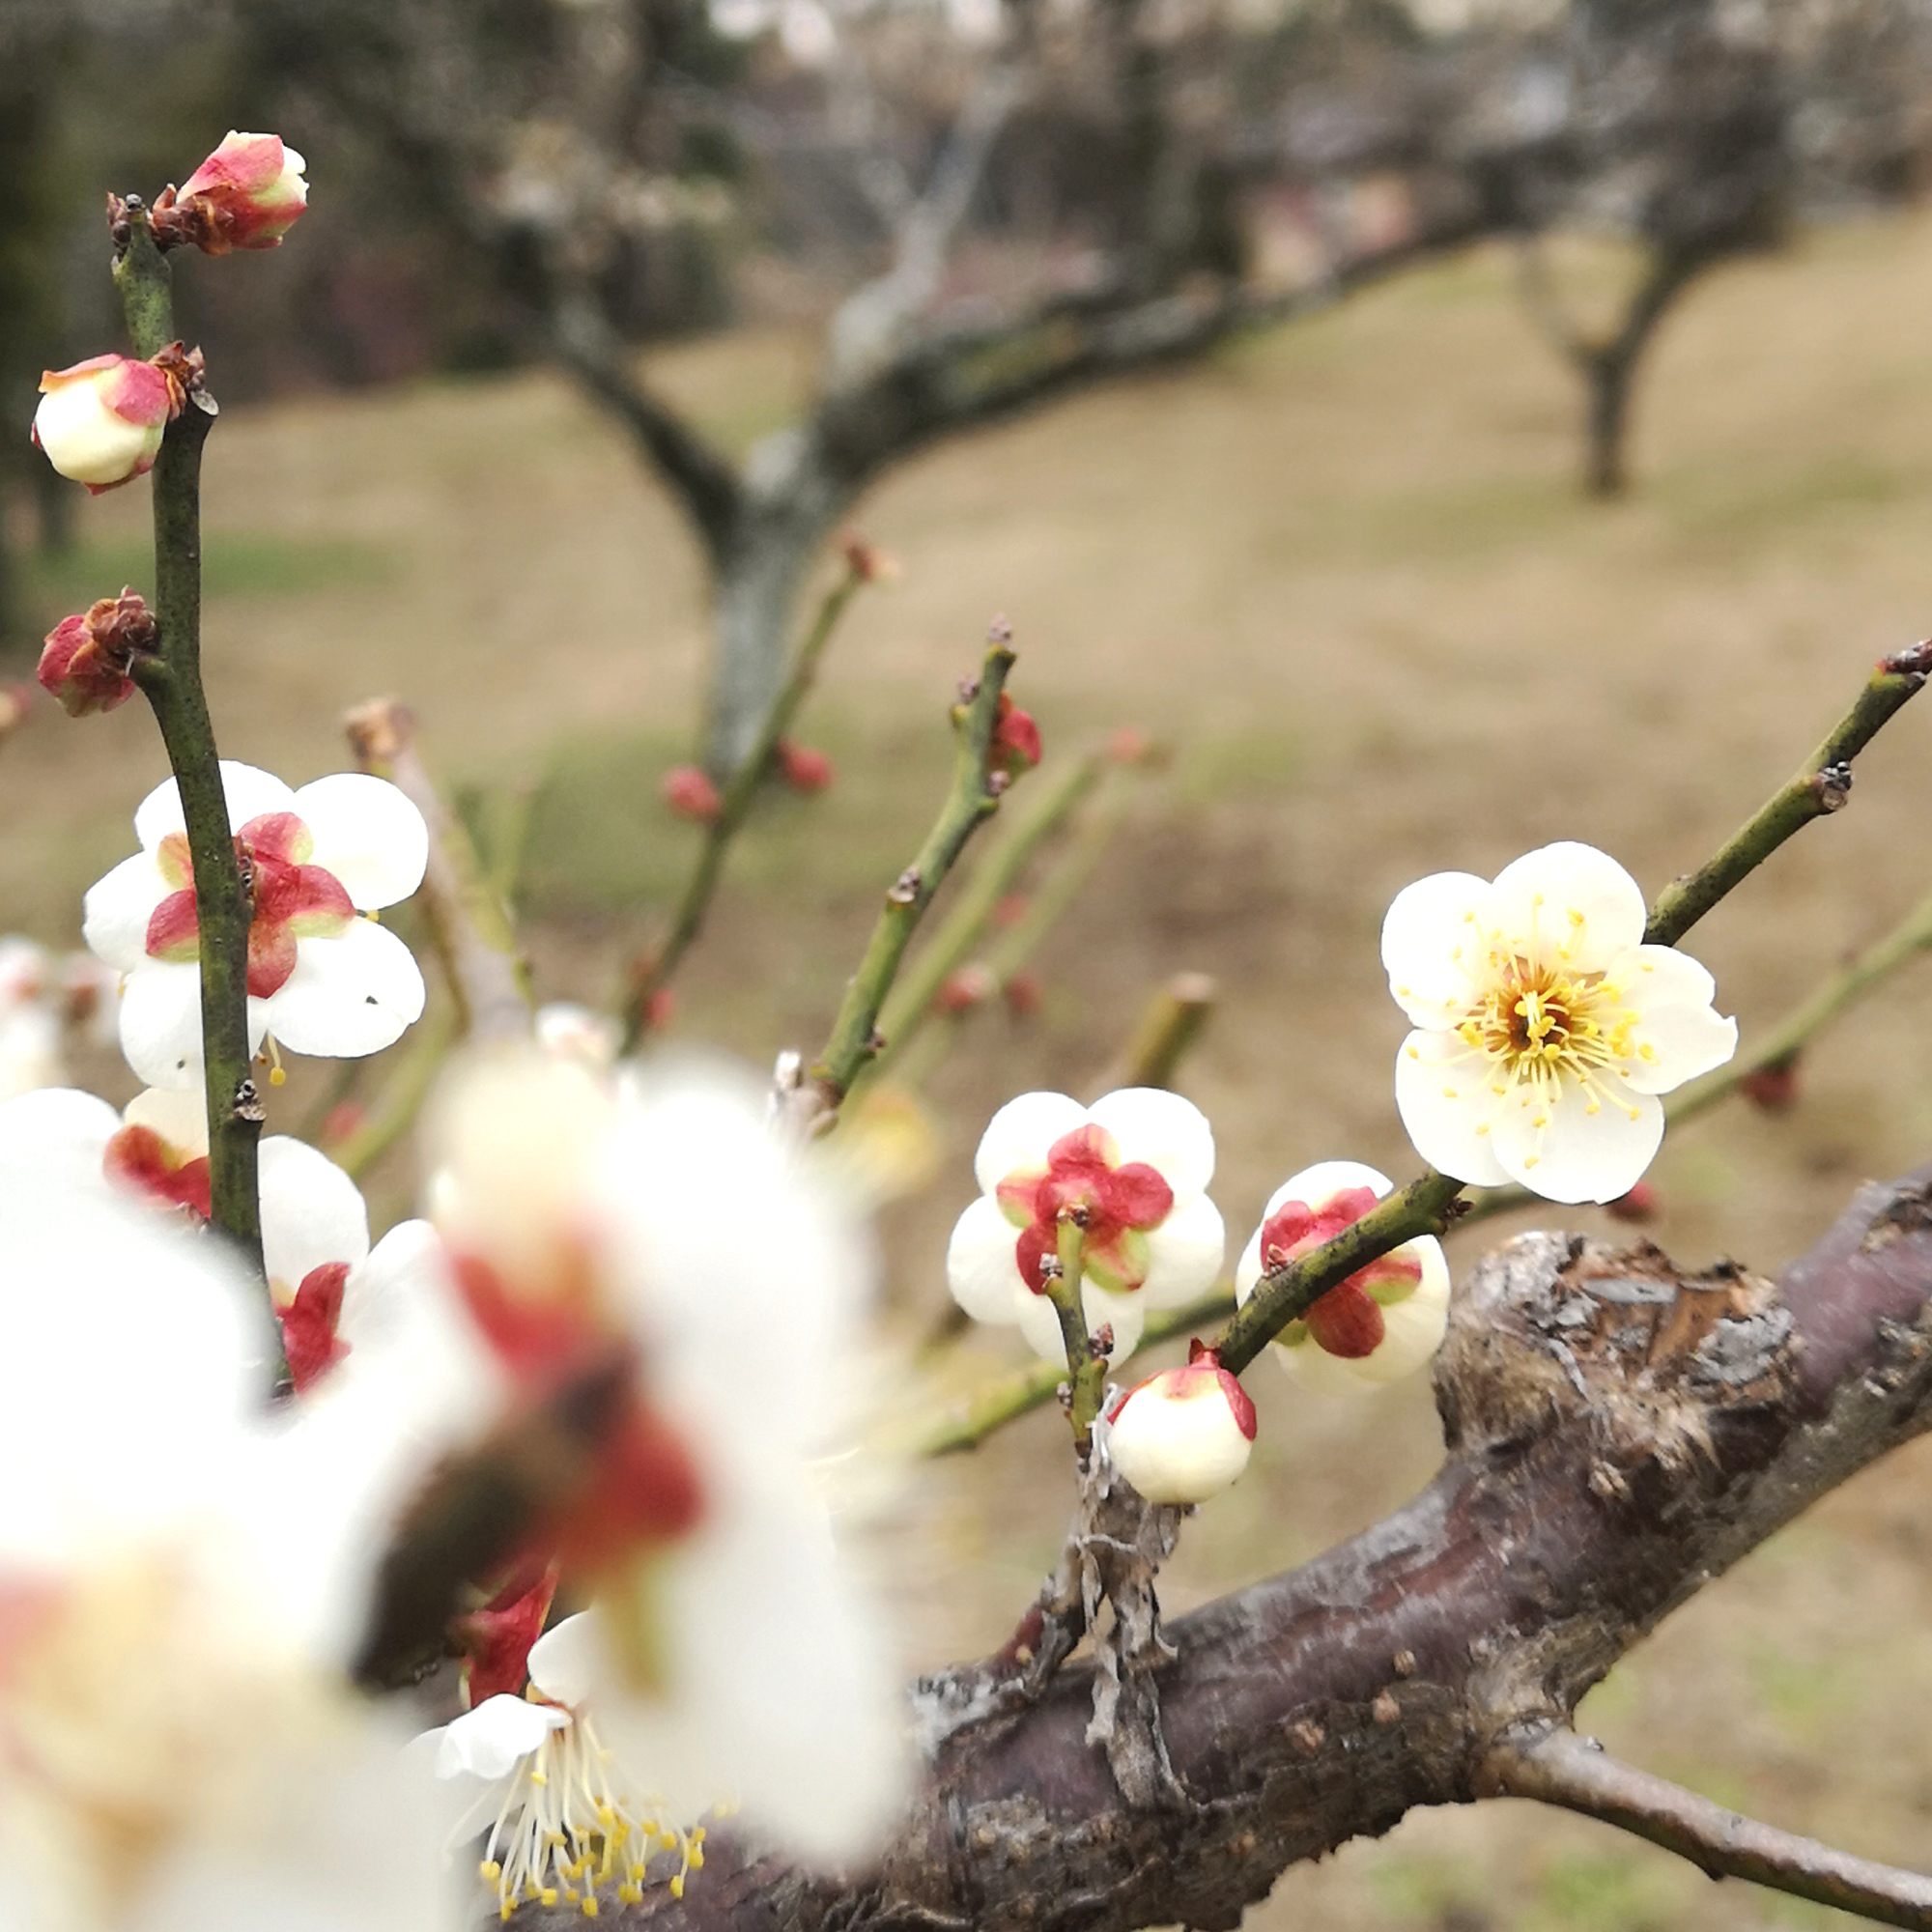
[1105,1341,1256,1505]
[990,692,1041,776]
[32,353,188,493]
[320,1101,368,1149]
[1109,725,1150,764]
[156,131,308,253]
[838,531,896,582]
[1003,971,1043,1017]
[1741,1056,1800,1114]
[935,964,995,1014]
[1605,1179,1659,1223]
[777,740,835,792]
[662,764,722,823]
[38,588,158,717]
[992,893,1028,929]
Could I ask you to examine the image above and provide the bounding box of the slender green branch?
[1044,1217,1110,1456]
[115,211,264,1284]
[1645,641,1932,948]
[862,746,1105,1085]
[919,1287,1235,1457]
[1104,971,1217,1093]
[622,554,869,1051]
[333,1000,462,1179]
[810,635,1019,1109]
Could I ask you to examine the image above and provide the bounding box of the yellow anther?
[529,1770,548,1787]
[583,1898,601,1918]
[1639,1042,1658,1063]
[269,1064,287,1087]
[670,1875,686,1900]
[540,1889,559,1908]
[479,1861,502,1882]
[597,1804,616,1828]
[619,1884,643,1905]
[1441,1086,1458,1099]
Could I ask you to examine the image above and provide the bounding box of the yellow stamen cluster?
[469,1707,726,1920]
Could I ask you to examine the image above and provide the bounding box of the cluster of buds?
[38,587,158,716]
[31,345,200,495]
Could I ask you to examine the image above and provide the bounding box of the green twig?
[1044,1217,1109,1455]
[1645,642,1932,948]
[1103,971,1217,1094]
[622,554,869,1051]
[861,746,1106,1085]
[115,211,265,1285]
[333,1000,462,1179]
[810,634,1019,1110]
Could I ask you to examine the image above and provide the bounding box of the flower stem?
[114,210,266,1288]
[1045,1216,1108,1456]
[622,552,870,1051]
[1105,971,1218,1093]
[1645,640,1932,948]
[810,632,1019,1111]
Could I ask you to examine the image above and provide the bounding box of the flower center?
[145,812,355,998]
[467,1710,722,1919]
[994,1123,1175,1295]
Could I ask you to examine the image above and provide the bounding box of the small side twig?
[345,697,530,1043]
[1485,1731,1932,1931]
[809,630,1020,1115]
[622,546,871,1050]
[1101,971,1217,1094]
[1646,641,1932,948]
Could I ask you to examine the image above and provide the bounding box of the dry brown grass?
[10,213,1932,1928]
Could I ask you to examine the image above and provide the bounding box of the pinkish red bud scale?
[155,131,308,254]
[1605,1179,1659,1223]
[1740,1058,1800,1114]
[32,352,190,494]
[662,765,723,823]
[778,741,835,792]
[38,587,159,717]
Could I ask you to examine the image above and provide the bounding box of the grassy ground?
[10,215,1932,1927]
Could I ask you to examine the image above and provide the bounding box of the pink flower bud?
[1741,1056,1800,1114]
[991,692,1042,775]
[935,964,994,1014]
[778,740,835,791]
[32,354,183,493]
[158,131,308,253]
[1002,971,1042,1017]
[38,588,158,717]
[662,765,722,823]
[1605,1179,1659,1223]
[1106,1341,1256,1505]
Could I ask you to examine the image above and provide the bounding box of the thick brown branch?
[539,1163,1932,1932]
[1484,1731,1932,1930]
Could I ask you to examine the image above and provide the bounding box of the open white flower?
[83,760,429,1089]
[946,1089,1226,1366]
[1234,1160,1451,1395]
[425,1611,722,1918]
[1382,841,1737,1203]
[0,1176,457,1932]
[423,1048,905,1880]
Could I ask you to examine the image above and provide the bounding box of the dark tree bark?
[524,1162,1932,1932]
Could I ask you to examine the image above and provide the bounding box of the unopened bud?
[935,965,995,1014]
[1109,725,1150,765]
[1105,1342,1256,1505]
[838,531,896,582]
[38,587,158,717]
[990,692,1041,776]
[662,765,722,823]
[156,131,308,254]
[1740,1056,1800,1114]
[1605,1179,1658,1223]
[1003,972,1042,1017]
[777,740,835,792]
[32,353,185,493]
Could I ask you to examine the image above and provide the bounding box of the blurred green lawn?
[7,218,1932,1929]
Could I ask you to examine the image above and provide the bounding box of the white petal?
[133,760,297,850]
[1275,1257,1448,1394]
[294,774,430,910]
[1381,869,1493,1029]
[972,1091,1088,1194]
[123,1083,212,1154]
[1615,946,1738,1094]
[1262,1159,1396,1218]
[1489,841,1646,974]
[431,1695,569,1781]
[1490,1077,1662,1204]
[526,1611,600,1709]
[946,1193,1025,1323]
[118,959,209,1088]
[1138,1191,1226,1306]
[1087,1087,1216,1200]
[338,1218,459,1357]
[263,919,426,1060]
[0,1087,120,1199]
[1106,1365,1253,1503]
[1233,1225,1264,1303]
[259,1137,370,1293]
[83,851,173,973]
[1393,1029,1509,1187]
[1014,1276,1144,1365]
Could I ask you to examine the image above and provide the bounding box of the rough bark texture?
[525,1163,1932,1932]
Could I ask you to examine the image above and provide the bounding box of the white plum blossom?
[421,1048,905,1896]
[1383,841,1738,1203]
[946,1089,1226,1366]
[1234,1160,1451,1396]
[83,760,429,1089]
[424,1611,724,1917]
[1104,1344,1256,1504]
[0,937,64,1097]
[0,1173,458,1932]
[535,1000,622,1069]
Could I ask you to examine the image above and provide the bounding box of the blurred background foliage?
[5,1,1932,1926]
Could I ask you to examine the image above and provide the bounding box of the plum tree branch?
[1483,1730,1932,1929]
